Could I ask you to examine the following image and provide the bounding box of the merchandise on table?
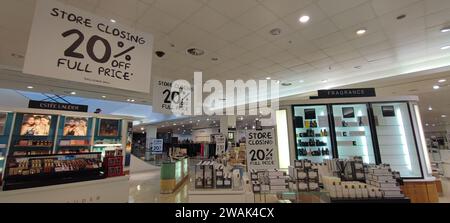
[251,169,288,193]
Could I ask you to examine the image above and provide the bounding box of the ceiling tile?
[278,58,306,69]
[317,0,367,16]
[169,23,210,46]
[299,50,329,62]
[250,43,284,58]
[265,51,297,64]
[65,0,100,12]
[425,0,450,14]
[249,58,276,69]
[264,64,286,74]
[331,50,362,63]
[425,9,450,28]
[289,63,314,73]
[313,31,348,49]
[234,5,278,31]
[234,33,269,51]
[186,6,229,32]
[378,1,425,29]
[234,51,261,65]
[300,19,339,40]
[138,7,182,34]
[371,0,421,16]
[358,41,392,55]
[153,0,203,20]
[191,34,229,52]
[322,42,356,56]
[331,2,376,29]
[98,0,148,21]
[309,57,335,69]
[0,0,34,33]
[260,0,313,17]
[214,21,251,41]
[207,0,259,18]
[216,44,247,58]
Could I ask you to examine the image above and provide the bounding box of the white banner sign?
[151,139,164,155]
[215,134,226,155]
[152,78,191,115]
[23,0,153,93]
[246,129,278,170]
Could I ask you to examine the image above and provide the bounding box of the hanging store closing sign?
[151,139,163,155]
[152,78,191,115]
[246,129,279,170]
[215,134,226,155]
[23,0,153,93]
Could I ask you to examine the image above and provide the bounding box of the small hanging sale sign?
[23,0,153,93]
[151,139,164,155]
[246,129,279,170]
[215,134,226,155]
[152,78,192,115]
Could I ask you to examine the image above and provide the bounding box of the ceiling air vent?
[186,48,205,56]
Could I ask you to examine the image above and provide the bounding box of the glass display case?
[332,104,376,164]
[0,112,13,182]
[371,103,422,178]
[293,105,332,162]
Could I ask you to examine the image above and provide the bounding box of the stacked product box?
[323,176,383,199]
[366,165,405,198]
[250,169,288,193]
[195,161,233,189]
[288,160,320,192]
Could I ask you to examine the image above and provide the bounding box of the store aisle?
[128,169,189,203]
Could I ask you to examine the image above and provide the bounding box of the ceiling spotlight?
[142,131,145,134]
[299,80,304,83]
[356,29,367,35]
[70,91,76,95]
[441,27,450,33]
[110,19,116,23]
[197,120,200,122]
[432,124,436,127]
[428,106,433,111]
[126,99,131,102]
[189,121,193,123]
[441,45,450,50]
[27,86,34,89]
[131,99,135,102]
[299,15,310,24]
[321,79,328,83]
[433,85,440,90]
[102,95,106,98]
[442,115,447,118]
[140,127,145,131]
[425,123,429,126]
[438,79,447,83]
[173,123,177,126]
[161,125,165,127]
[266,77,271,80]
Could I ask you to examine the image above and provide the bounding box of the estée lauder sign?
[28,100,88,112]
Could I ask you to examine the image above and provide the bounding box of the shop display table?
[254,191,331,203]
[160,157,189,194]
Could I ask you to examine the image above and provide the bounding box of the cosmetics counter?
[280,96,439,202]
[0,107,133,202]
[160,157,189,194]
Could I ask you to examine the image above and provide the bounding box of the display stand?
[0,106,133,202]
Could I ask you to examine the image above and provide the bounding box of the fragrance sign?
[246,129,279,170]
[23,0,153,93]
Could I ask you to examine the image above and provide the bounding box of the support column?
[145,125,158,160]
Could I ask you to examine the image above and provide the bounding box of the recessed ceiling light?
[140,127,145,131]
[276,80,281,84]
[269,28,282,36]
[442,115,447,118]
[321,79,328,83]
[131,99,135,102]
[438,79,447,83]
[432,124,436,127]
[189,121,193,123]
[142,131,145,134]
[356,29,367,35]
[441,45,450,50]
[299,15,310,23]
[441,27,450,33]
[173,123,177,126]
[161,125,165,127]
[102,95,106,98]
[27,86,34,89]
[425,123,429,126]
[428,106,433,111]
[127,99,131,102]
[70,91,76,95]
[266,77,271,80]
[299,80,304,83]
[433,85,440,90]
[110,19,116,23]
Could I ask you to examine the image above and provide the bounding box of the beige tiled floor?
[128,168,189,203]
[439,177,450,203]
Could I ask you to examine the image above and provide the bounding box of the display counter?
[0,175,129,203]
[281,96,432,180]
[160,157,189,194]
[0,106,134,194]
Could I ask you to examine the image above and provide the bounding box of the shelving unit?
[293,105,332,162]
